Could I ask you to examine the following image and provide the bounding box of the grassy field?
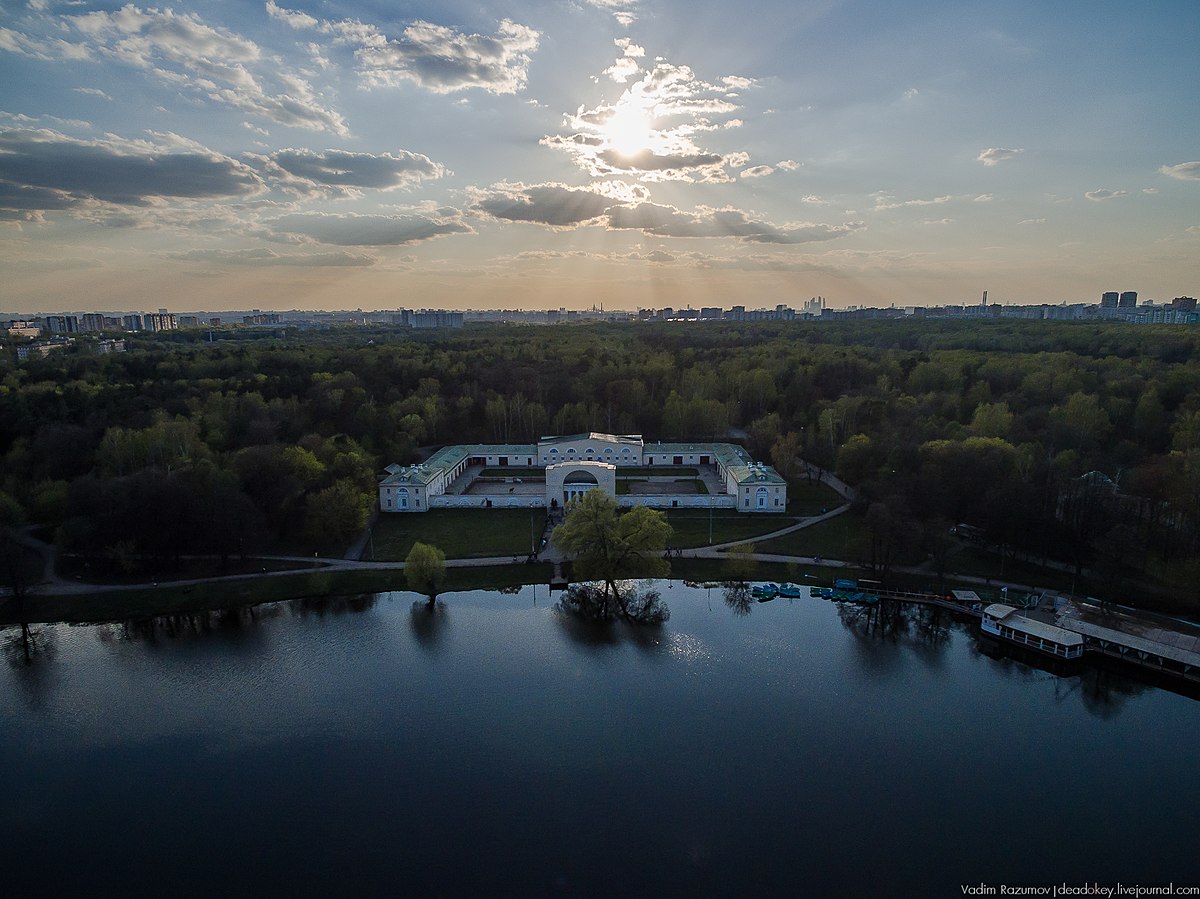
[619,467,699,477]
[666,510,792,548]
[785,479,845,516]
[754,510,872,560]
[371,509,547,560]
[1,563,554,626]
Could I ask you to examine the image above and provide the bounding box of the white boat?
[980,604,1084,660]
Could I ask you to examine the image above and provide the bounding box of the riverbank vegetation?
[2,319,1198,609]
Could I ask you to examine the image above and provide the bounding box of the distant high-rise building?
[1119,291,1137,308]
[1171,296,1197,312]
[43,315,78,334]
[982,290,988,306]
[1101,292,1119,308]
[81,313,106,332]
[122,315,143,331]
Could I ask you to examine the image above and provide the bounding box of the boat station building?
[378,432,787,514]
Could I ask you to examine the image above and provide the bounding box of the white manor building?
[379,432,788,514]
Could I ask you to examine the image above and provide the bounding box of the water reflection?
[287,593,378,618]
[551,608,667,655]
[1,623,58,711]
[409,599,449,651]
[722,583,753,617]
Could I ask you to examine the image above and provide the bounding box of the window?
[586,447,595,455]
[621,447,631,454]
[550,448,559,454]
[604,448,613,455]
[567,448,576,454]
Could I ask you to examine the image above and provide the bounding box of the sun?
[604,101,655,157]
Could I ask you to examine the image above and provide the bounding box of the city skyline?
[1,0,1197,312]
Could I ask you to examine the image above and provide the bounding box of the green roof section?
[644,441,787,486]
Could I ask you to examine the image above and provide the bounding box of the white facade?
[380,432,787,514]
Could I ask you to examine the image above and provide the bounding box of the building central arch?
[546,461,616,507]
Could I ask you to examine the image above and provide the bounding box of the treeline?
[1,320,1199,593]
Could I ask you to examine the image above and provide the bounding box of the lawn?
[785,478,845,516]
[619,467,700,477]
[666,510,792,548]
[754,511,873,561]
[371,509,547,560]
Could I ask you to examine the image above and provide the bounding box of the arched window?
[567,448,576,454]
[549,448,559,454]
[586,447,595,455]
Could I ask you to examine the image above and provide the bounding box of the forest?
[2,319,1199,603]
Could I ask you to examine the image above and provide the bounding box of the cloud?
[874,194,952,210]
[777,159,800,171]
[603,37,645,82]
[922,218,953,225]
[1084,188,1127,201]
[721,75,755,91]
[740,165,774,178]
[470,182,613,227]
[268,211,471,246]
[172,247,375,267]
[268,3,539,95]
[469,181,863,245]
[0,128,264,219]
[974,194,994,202]
[263,148,447,195]
[6,4,349,135]
[582,0,639,26]
[606,202,865,244]
[544,60,749,183]
[1018,218,1045,225]
[1159,161,1200,181]
[977,147,1024,166]
[74,87,112,100]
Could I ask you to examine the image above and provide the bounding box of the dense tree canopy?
[1,319,1198,595]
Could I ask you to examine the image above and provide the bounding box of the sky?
[0,0,1197,313]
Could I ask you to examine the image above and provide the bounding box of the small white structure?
[981,604,1084,660]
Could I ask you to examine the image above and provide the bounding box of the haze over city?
[1,0,1197,312]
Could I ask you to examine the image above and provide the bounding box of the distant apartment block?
[390,309,464,329]
[5,320,40,338]
[43,315,79,334]
[81,313,107,332]
[122,315,143,331]
[143,313,178,332]
[243,312,281,325]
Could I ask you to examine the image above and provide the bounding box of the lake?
[2,582,1197,897]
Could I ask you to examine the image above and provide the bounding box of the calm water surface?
[2,583,1198,897]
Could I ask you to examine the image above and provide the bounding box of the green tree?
[405,541,447,604]
[722,542,756,583]
[552,491,671,621]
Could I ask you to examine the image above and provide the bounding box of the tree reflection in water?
[409,599,448,651]
[722,583,753,617]
[551,606,666,655]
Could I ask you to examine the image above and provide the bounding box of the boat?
[751,583,779,600]
[777,582,803,598]
[811,586,832,599]
[834,578,857,590]
[980,603,1084,661]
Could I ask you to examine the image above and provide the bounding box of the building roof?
[645,441,787,486]
[539,432,643,447]
[1057,608,1200,668]
[380,444,469,486]
[984,604,1084,647]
